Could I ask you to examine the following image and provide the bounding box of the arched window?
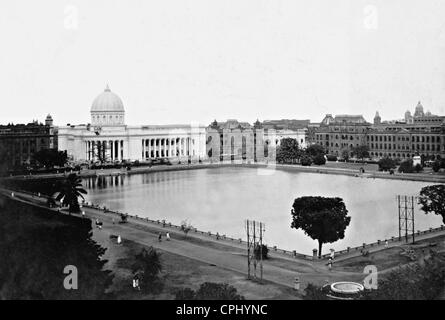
[264,140,269,158]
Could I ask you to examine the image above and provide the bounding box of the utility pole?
[245,219,265,282]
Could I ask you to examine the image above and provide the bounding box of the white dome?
[91,85,124,112]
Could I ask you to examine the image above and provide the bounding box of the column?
[148,139,151,158]
[142,139,144,160]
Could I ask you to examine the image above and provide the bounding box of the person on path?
[327,258,333,271]
[158,232,162,242]
[166,232,171,241]
[117,235,122,245]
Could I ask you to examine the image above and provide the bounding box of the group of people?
[158,232,171,242]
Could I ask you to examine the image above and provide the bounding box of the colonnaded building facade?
[58,86,207,163]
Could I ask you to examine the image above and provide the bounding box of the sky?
[1,0,445,126]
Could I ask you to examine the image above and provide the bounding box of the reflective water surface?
[83,167,442,254]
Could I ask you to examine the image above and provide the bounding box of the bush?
[313,154,326,165]
[398,160,414,173]
[175,282,245,300]
[432,160,441,172]
[254,244,269,260]
[378,157,396,171]
[303,283,327,300]
[414,163,423,173]
[300,155,312,166]
[362,253,445,300]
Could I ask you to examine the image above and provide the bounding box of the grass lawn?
[95,231,300,300]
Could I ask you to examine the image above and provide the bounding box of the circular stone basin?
[330,282,364,295]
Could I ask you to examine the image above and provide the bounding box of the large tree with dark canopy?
[276,138,301,164]
[33,148,67,168]
[418,184,445,223]
[351,145,370,161]
[305,144,325,158]
[291,197,351,257]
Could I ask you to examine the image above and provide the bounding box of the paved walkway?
[1,189,367,290]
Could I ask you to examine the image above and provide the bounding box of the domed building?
[57,85,206,163]
[90,85,125,126]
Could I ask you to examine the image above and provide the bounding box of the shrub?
[362,253,445,300]
[313,154,326,165]
[432,160,441,172]
[131,247,164,294]
[414,163,423,173]
[300,155,312,166]
[175,282,245,300]
[303,283,327,300]
[254,244,269,260]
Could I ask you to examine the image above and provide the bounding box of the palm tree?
[131,247,163,293]
[55,173,87,213]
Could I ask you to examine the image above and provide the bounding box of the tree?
[313,154,326,165]
[351,145,370,161]
[55,173,87,213]
[33,148,67,168]
[291,197,351,257]
[418,184,445,223]
[180,220,193,238]
[378,157,396,171]
[305,144,325,158]
[131,247,163,294]
[398,159,414,173]
[432,160,441,172]
[276,138,301,164]
[0,197,113,299]
[340,148,350,161]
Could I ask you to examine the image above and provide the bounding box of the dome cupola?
[90,85,125,126]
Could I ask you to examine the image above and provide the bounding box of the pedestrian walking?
[385,240,388,248]
[330,248,335,260]
[166,232,171,241]
[117,235,122,245]
[82,211,85,218]
[158,232,162,242]
[327,257,333,271]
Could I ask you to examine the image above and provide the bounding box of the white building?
[57,85,207,163]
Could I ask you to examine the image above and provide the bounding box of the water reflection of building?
[314,102,445,160]
[58,85,207,163]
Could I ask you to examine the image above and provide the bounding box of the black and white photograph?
[1,0,445,308]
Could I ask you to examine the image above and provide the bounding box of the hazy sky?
[1,0,445,126]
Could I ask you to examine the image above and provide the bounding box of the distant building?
[205,118,309,163]
[0,115,57,168]
[314,102,445,160]
[57,85,207,163]
[205,119,275,163]
[314,114,370,157]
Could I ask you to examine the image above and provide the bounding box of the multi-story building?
[314,114,370,157]
[0,115,57,168]
[313,102,445,160]
[205,119,309,163]
[205,119,276,163]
